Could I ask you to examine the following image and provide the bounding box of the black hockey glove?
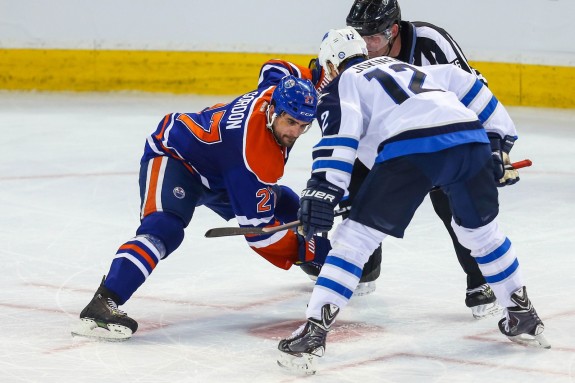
[488,133,519,187]
[298,178,344,241]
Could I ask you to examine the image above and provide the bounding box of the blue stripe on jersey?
[325,255,363,278]
[313,148,335,159]
[312,159,354,174]
[316,277,354,299]
[461,79,484,106]
[376,129,489,163]
[475,238,512,264]
[314,136,359,150]
[478,96,498,123]
[484,258,520,284]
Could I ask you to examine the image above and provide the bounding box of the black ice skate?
[498,286,550,349]
[277,304,339,374]
[465,284,503,319]
[71,277,138,341]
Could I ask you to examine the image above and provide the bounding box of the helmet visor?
[362,31,391,58]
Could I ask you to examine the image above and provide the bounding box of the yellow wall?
[1,48,574,108]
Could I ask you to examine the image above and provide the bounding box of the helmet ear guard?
[318,27,368,81]
[271,76,318,124]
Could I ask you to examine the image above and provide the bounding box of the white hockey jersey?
[312,56,517,195]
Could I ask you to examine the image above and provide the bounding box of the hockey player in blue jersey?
[72,60,333,341]
[277,27,549,374]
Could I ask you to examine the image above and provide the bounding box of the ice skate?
[71,277,138,341]
[465,284,503,319]
[498,286,550,349]
[277,304,339,374]
[353,247,380,296]
[353,281,376,296]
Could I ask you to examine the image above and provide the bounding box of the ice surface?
[1,91,574,382]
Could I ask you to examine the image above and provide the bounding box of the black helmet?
[346,0,401,36]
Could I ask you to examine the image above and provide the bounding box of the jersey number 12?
[364,63,443,105]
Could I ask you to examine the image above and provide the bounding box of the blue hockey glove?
[296,234,332,280]
[488,133,519,187]
[296,234,331,265]
[298,178,344,240]
[308,58,329,93]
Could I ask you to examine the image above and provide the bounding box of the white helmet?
[318,27,368,81]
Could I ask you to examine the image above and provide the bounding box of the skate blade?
[354,281,376,297]
[471,302,503,319]
[277,351,319,375]
[71,318,133,341]
[507,333,551,349]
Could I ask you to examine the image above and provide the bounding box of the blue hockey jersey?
[140,59,318,269]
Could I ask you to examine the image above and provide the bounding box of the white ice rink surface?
[1,91,574,382]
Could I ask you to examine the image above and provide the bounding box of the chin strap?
[266,105,282,145]
[381,38,395,57]
[324,64,339,83]
[381,29,399,57]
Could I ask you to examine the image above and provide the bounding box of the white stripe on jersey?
[146,135,164,155]
[136,236,161,261]
[141,156,168,218]
[236,214,274,226]
[155,157,167,212]
[141,161,153,219]
[257,62,302,86]
[258,64,290,85]
[466,84,495,118]
[114,253,150,278]
[312,155,355,166]
[415,25,471,72]
[162,114,187,161]
[248,230,289,248]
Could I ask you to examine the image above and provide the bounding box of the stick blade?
[204,221,300,238]
[204,227,263,238]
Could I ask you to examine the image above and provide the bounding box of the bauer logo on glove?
[298,178,344,240]
[301,189,339,202]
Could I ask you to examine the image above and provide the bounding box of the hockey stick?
[204,207,349,238]
[205,160,533,238]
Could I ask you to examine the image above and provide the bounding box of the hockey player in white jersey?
[345,0,500,319]
[277,27,549,374]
